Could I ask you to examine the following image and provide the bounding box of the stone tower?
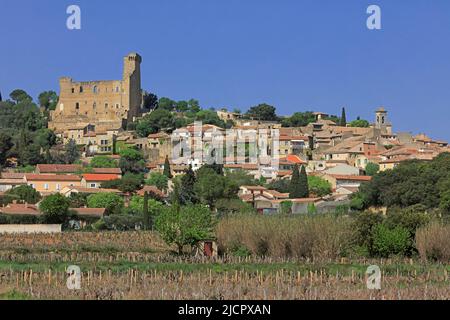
[375,107,392,134]
[122,53,142,120]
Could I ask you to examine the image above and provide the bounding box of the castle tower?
[122,53,142,120]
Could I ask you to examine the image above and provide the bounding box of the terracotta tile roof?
[136,186,166,198]
[0,203,41,216]
[0,172,25,179]
[63,186,122,194]
[25,174,82,182]
[271,198,322,204]
[277,170,293,177]
[36,164,82,173]
[92,168,122,175]
[279,135,309,141]
[264,190,290,199]
[0,179,26,185]
[329,175,372,181]
[82,174,120,182]
[148,132,170,139]
[240,186,267,191]
[224,163,259,170]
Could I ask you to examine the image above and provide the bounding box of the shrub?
[352,211,384,255]
[416,221,450,262]
[216,215,353,260]
[371,224,411,258]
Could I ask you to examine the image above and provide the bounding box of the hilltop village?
[0,52,449,223]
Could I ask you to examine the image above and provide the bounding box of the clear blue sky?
[1,0,450,141]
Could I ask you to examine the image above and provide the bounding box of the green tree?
[0,133,13,166]
[194,168,238,209]
[119,148,145,174]
[39,194,70,224]
[87,193,124,215]
[68,192,89,208]
[340,107,347,127]
[349,119,370,128]
[179,165,197,204]
[267,179,290,193]
[38,91,58,110]
[158,97,177,111]
[281,111,316,127]
[195,109,226,128]
[64,139,80,164]
[365,162,380,176]
[90,156,118,168]
[143,92,158,110]
[10,89,32,104]
[136,108,175,137]
[34,129,57,150]
[146,171,169,191]
[5,185,41,204]
[245,103,277,121]
[163,156,173,178]
[308,175,332,196]
[289,165,309,198]
[155,205,214,254]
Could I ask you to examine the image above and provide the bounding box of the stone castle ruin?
[49,53,143,133]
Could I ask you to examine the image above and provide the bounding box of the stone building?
[49,53,143,134]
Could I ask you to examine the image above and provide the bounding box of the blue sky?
[1,0,450,140]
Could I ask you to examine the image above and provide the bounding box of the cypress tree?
[163,155,173,178]
[289,164,301,199]
[180,165,197,204]
[340,107,347,127]
[143,191,150,230]
[298,165,310,198]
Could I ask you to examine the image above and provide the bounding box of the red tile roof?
[0,204,41,216]
[137,186,166,198]
[25,174,82,181]
[0,172,25,179]
[92,168,122,175]
[82,174,120,182]
[330,175,372,181]
[36,164,82,173]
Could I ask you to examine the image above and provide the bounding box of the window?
[75,102,80,110]
[105,103,109,109]
[90,183,96,188]
[93,102,96,109]
[71,88,75,93]
[44,183,49,190]
[56,184,61,191]
[80,86,83,93]
[116,87,119,92]
[93,86,98,93]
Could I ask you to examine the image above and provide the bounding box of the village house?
[81,173,120,188]
[60,186,122,197]
[25,174,82,195]
[35,164,82,174]
[0,172,26,192]
[320,174,372,190]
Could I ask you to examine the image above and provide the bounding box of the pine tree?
[163,156,173,179]
[340,107,347,127]
[298,165,310,198]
